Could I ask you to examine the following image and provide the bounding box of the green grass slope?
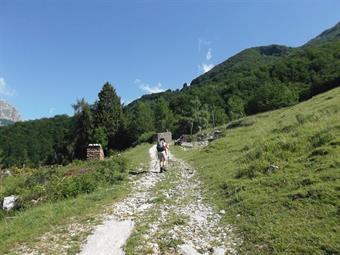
[173,87,340,254]
[0,157,128,254]
[0,143,152,254]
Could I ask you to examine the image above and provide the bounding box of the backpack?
[157,141,165,152]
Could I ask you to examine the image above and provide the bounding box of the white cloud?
[206,48,212,60]
[0,77,15,96]
[140,83,164,94]
[198,38,212,53]
[199,63,214,73]
[121,99,132,106]
[135,79,165,94]
[49,107,55,114]
[197,41,214,73]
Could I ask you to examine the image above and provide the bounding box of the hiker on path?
[165,141,170,163]
[156,138,168,173]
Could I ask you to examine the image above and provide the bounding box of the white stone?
[137,203,152,212]
[213,247,226,255]
[3,195,17,211]
[4,169,12,176]
[79,219,134,255]
[178,244,202,255]
[219,210,226,215]
[181,142,194,148]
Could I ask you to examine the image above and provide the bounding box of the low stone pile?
[197,130,223,142]
[86,144,104,161]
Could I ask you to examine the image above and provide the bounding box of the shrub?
[295,113,321,125]
[0,157,127,210]
[277,138,299,153]
[246,82,299,114]
[135,132,154,145]
[310,131,334,148]
[236,165,257,179]
[226,118,256,129]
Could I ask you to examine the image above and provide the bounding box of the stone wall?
[87,144,104,161]
[153,132,172,143]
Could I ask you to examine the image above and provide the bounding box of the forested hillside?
[0,119,14,126]
[129,22,340,138]
[0,22,339,168]
[0,115,75,167]
[0,84,124,168]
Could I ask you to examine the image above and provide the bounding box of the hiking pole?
[154,149,159,170]
[154,159,158,170]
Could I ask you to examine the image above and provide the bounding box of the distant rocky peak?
[0,100,21,122]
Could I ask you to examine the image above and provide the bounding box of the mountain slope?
[307,21,340,45]
[1,22,339,168]
[132,22,340,105]
[0,115,74,167]
[126,21,340,139]
[190,44,292,87]
[173,87,340,254]
[191,21,339,88]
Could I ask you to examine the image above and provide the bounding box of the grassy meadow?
[0,144,151,254]
[123,143,153,174]
[173,87,340,254]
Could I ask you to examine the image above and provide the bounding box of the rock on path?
[79,219,134,255]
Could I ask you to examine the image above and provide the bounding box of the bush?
[0,158,127,209]
[135,132,154,145]
[310,131,334,148]
[226,118,256,129]
[1,176,27,197]
[236,167,257,179]
[236,160,269,179]
[247,83,299,114]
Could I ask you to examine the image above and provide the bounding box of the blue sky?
[0,0,339,120]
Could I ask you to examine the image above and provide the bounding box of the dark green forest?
[0,22,339,168]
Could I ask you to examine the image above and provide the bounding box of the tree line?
[0,39,339,168]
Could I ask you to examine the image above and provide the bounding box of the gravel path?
[10,146,240,255]
[78,146,165,255]
[79,146,240,255]
[79,219,134,255]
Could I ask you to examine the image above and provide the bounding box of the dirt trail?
[79,146,165,255]
[13,146,239,254]
[79,146,240,255]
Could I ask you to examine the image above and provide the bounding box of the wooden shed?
[87,144,104,161]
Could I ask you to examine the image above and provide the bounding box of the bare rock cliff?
[0,100,21,125]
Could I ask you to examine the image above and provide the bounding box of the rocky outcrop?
[0,100,21,125]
